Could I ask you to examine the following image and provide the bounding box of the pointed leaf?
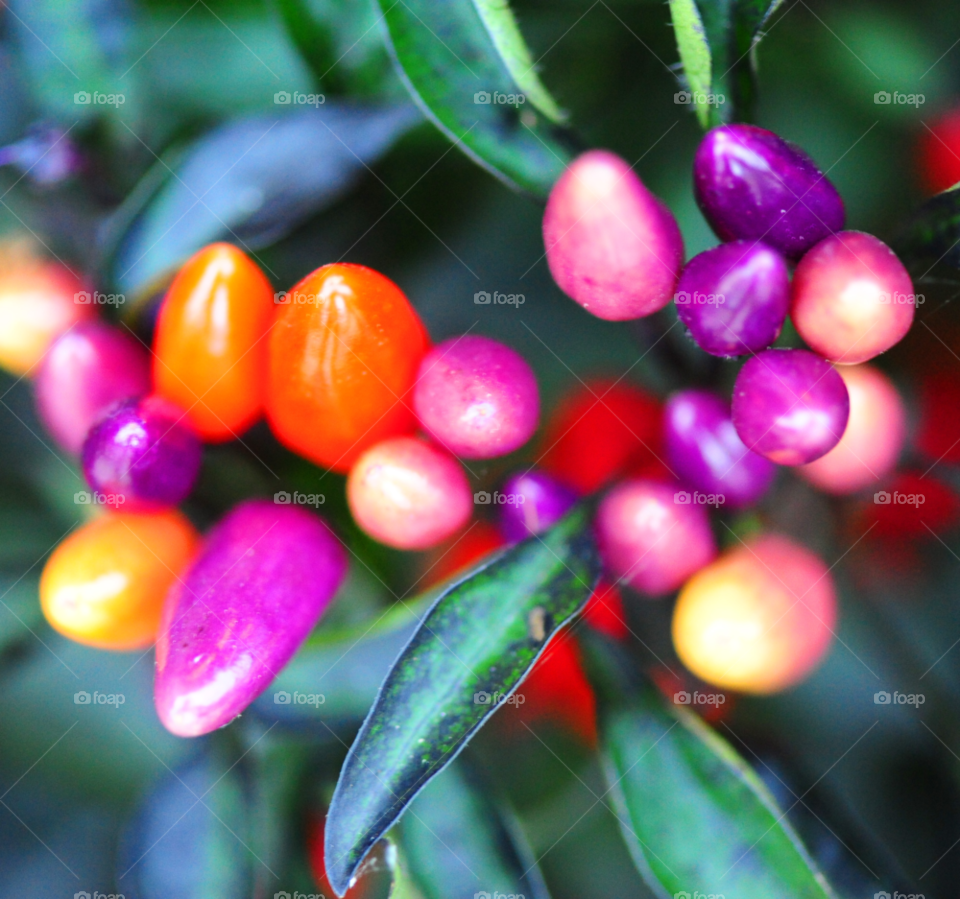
[587,639,837,899]
[324,506,600,895]
[375,0,574,196]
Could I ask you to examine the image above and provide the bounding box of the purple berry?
[155,499,347,736]
[82,396,202,510]
[497,469,578,542]
[34,322,151,454]
[674,241,789,356]
[732,349,850,465]
[694,124,845,259]
[665,390,776,508]
[413,335,539,459]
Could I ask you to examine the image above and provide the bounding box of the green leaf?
[669,0,784,127]
[587,639,837,899]
[894,184,960,273]
[375,0,574,196]
[324,506,601,896]
[400,758,550,899]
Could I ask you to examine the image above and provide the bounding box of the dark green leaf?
[400,758,550,899]
[105,102,420,297]
[324,506,601,896]
[669,0,784,127]
[375,0,574,196]
[586,638,837,899]
[894,184,960,273]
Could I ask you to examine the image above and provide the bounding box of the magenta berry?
[675,241,789,356]
[34,322,151,454]
[596,479,717,596]
[82,396,202,510]
[694,124,844,258]
[155,499,347,737]
[413,335,539,459]
[732,349,850,465]
[664,390,776,508]
[543,150,684,321]
[497,469,577,543]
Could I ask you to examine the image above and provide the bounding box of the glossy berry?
[153,243,275,441]
[595,479,717,596]
[917,108,960,194]
[413,335,539,459]
[694,124,844,258]
[791,231,915,365]
[540,380,662,494]
[155,499,347,737]
[799,365,906,494]
[82,396,202,511]
[347,437,472,550]
[664,390,776,508]
[268,263,430,472]
[0,246,89,376]
[675,241,789,356]
[732,349,850,465]
[34,322,151,454]
[40,510,199,651]
[672,534,836,694]
[543,150,684,320]
[497,469,577,542]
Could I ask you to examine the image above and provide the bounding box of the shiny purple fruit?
[694,124,845,259]
[675,241,789,356]
[82,396,202,510]
[665,390,776,508]
[34,322,151,454]
[155,499,347,737]
[497,469,578,542]
[732,349,850,465]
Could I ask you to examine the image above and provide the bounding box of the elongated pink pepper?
[543,150,684,321]
[155,499,347,737]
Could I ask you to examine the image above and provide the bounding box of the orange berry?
[0,240,89,376]
[672,534,836,694]
[40,510,200,650]
[267,263,429,472]
[153,243,275,441]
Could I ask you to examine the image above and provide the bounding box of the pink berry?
[34,321,151,454]
[791,231,915,364]
[347,437,472,550]
[543,150,684,321]
[413,335,539,459]
[799,365,906,494]
[596,479,717,597]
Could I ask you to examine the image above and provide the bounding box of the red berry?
[917,108,960,195]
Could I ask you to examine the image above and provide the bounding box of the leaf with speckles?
[323,505,600,896]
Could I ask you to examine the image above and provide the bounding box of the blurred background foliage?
[1,0,960,896]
